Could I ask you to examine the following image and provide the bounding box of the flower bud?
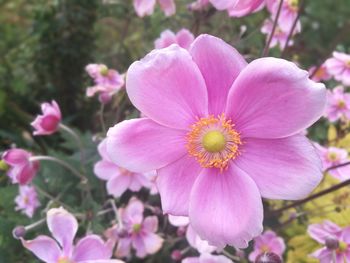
[325,237,339,250]
[176,226,186,237]
[171,250,182,261]
[0,160,9,171]
[12,226,26,239]
[255,252,282,263]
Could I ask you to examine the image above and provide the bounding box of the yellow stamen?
[338,100,346,109]
[57,258,72,263]
[337,241,348,253]
[100,65,109,76]
[260,245,270,253]
[187,114,242,170]
[133,223,142,233]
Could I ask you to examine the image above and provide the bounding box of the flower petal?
[47,207,78,254]
[143,216,159,232]
[210,0,238,10]
[73,235,112,261]
[21,236,60,263]
[142,232,164,255]
[126,45,208,129]
[157,155,202,216]
[234,135,323,200]
[189,165,263,248]
[225,57,326,138]
[106,174,131,197]
[106,118,186,173]
[308,221,342,244]
[190,34,247,115]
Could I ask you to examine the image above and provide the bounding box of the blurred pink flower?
[308,220,350,262]
[2,149,39,185]
[325,51,350,86]
[15,185,40,218]
[22,207,121,263]
[94,139,152,197]
[314,143,350,181]
[182,254,232,263]
[31,100,61,136]
[155,29,194,50]
[324,86,350,122]
[133,0,175,17]
[188,0,210,10]
[106,34,326,248]
[261,19,295,50]
[227,0,264,17]
[248,230,285,262]
[267,0,301,33]
[86,64,125,104]
[107,198,163,258]
[309,65,332,82]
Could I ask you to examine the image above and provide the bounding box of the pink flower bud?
[31,100,61,136]
[12,226,26,239]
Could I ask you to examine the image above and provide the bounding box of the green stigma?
[202,130,226,153]
[100,65,109,76]
[0,160,9,171]
[133,223,142,233]
[338,241,348,252]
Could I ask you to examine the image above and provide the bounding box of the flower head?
[106,198,163,258]
[133,0,175,17]
[308,220,350,262]
[86,64,125,104]
[309,64,332,82]
[248,230,285,262]
[2,148,40,185]
[31,100,61,136]
[106,34,326,248]
[266,0,301,32]
[94,139,152,197]
[325,51,350,86]
[21,207,121,263]
[15,185,40,218]
[324,86,350,122]
[155,29,194,50]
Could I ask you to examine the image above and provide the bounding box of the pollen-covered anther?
[186,114,242,170]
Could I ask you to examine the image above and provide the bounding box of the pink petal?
[190,34,247,115]
[234,135,323,200]
[73,235,112,261]
[133,0,156,17]
[143,216,159,232]
[21,236,60,263]
[186,225,217,254]
[158,0,176,16]
[210,0,238,10]
[79,261,124,263]
[168,215,190,227]
[94,160,118,181]
[2,148,30,165]
[189,165,263,248]
[308,221,342,244]
[228,0,264,17]
[225,57,326,138]
[47,207,78,254]
[176,29,195,50]
[141,232,164,255]
[115,238,131,258]
[155,30,177,49]
[126,45,208,129]
[106,118,186,173]
[157,155,202,216]
[106,174,132,197]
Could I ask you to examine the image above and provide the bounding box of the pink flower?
[107,198,163,258]
[188,0,210,10]
[314,143,350,181]
[267,0,301,33]
[308,220,350,263]
[309,65,332,82]
[106,34,326,248]
[324,86,350,122]
[133,0,175,17]
[2,149,40,185]
[261,19,295,50]
[182,254,232,263]
[22,207,122,263]
[94,139,152,198]
[15,185,40,218]
[227,0,265,17]
[86,64,125,104]
[31,100,61,136]
[325,52,350,86]
[155,29,194,50]
[248,230,285,262]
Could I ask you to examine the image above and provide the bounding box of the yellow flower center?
[0,160,9,171]
[346,60,350,67]
[288,0,299,11]
[337,241,348,253]
[133,223,142,233]
[100,65,109,76]
[187,114,242,171]
[260,244,270,253]
[338,100,346,109]
[57,258,73,263]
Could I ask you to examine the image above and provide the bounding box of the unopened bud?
[176,226,186,237]
[325,237,339,250]
[171,250,182,261]
[255,252,282,263]
[12,226,26,239]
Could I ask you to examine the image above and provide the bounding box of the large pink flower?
[2,148,40,185]
[155,29,194,50]
[248,230,285,262]
[326,52,350,86]
[31,100,61,136]
[94,139,152,197]
[106,34,326,248]
[308,221,350,263]
[15,185,40,218]
[106,198,163,258]
[133,0,175,17]
[22,207,122,263]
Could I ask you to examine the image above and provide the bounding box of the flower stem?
[99,103,106,134]
[109,199,121,226]
[25,218,46,232]
[262,0,284,57]
[222,250,240,262]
